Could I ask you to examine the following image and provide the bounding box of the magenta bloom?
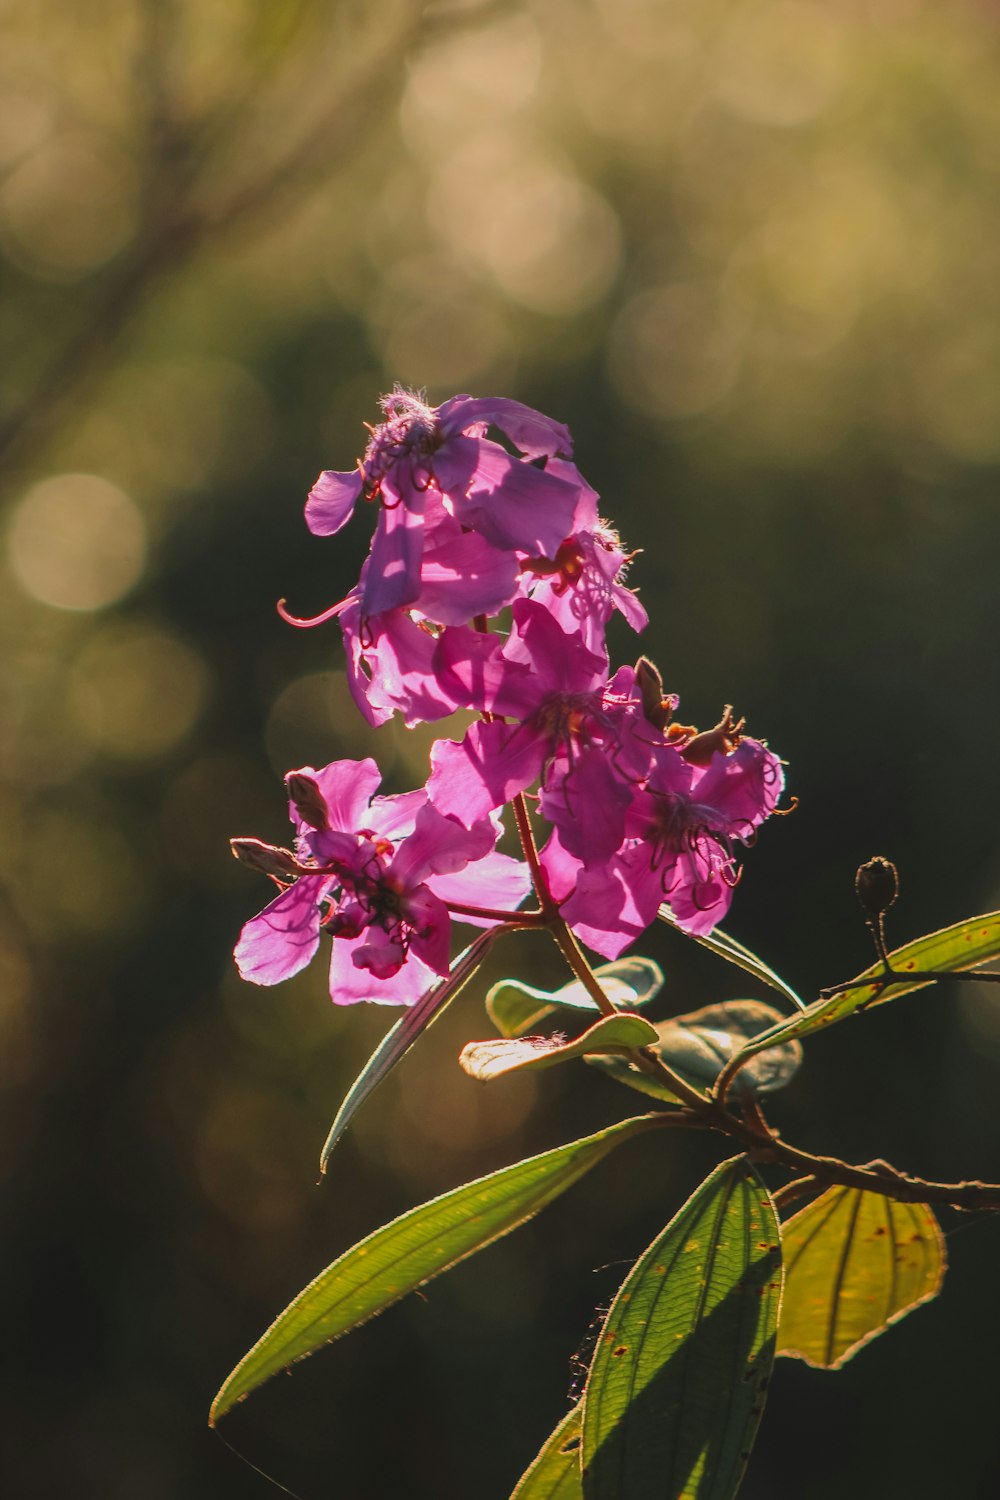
[547,737,785,957]
[305,389,581,617]
[426,600,640,837]
[233,759,531,1006]
[518,459,648,654]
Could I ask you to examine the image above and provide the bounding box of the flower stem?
[445,901,545,926]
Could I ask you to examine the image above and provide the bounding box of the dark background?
[3,3,1000,1496]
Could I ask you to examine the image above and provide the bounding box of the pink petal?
[539,745,633,865]
[305,469,363,536]
[690,739,785,832]
[329,933,438,1007]
[432,434,579,558]
[426,849,533,921]
[304,757,381,833]
[390,802,496,886]
[428,720,546,823]
[234,878,326,985]
[437,396,573,458]
[417,526,520,626]
[362,496,426,616]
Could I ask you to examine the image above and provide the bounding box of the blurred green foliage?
[3,1,1000,1495]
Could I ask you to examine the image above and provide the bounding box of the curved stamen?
[277,596,351,629]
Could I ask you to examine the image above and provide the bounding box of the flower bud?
[635,656,678,731]
[284,771,330,831]
[230,837,301,878]
[855,856,898,917]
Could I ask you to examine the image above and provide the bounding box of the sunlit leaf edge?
[724,909,1000,1069]
[510,1402,583,1499]
[211,1113,661,1425]
[581,1156,781,1500]
[658,905,805,1011]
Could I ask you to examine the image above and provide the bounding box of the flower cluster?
[234,389,786,1004]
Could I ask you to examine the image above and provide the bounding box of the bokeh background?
[4,1,1000,1495]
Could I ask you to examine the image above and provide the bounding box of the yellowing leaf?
[776,1186,946,1369]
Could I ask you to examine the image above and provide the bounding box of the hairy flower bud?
[855,856,899,917]
[284,771,330,831]
[230,838,301,879]
[635,656,679,731]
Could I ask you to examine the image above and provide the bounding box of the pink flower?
[305,389,581,617]
[233,759,530,1005]
[518,460,647,654]
[427,600,639,831]
[546,736,785,957]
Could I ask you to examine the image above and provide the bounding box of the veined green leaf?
[511,1403,583,1499]
[211,1114,662,1425]
[721,909,1000,1074]
[587,1000,802,1104]
[582,1158,781,1500]
[860,909,1000,1008]
[319,931,496,1172]
[658,905,805,1012]
[460,1013,659,1082]
[777,1186,946,1369]
[487,957,665,1039]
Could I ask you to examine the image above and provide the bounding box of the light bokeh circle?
[7,472,147,611]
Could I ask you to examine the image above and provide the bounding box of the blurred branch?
[0,0,512,487]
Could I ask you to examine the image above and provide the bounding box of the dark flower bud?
[855,856,898,917]
[284,771,330,831]
[635,655,678,731]
[230,838,301,879]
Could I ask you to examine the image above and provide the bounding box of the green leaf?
[319,931,497,1172]
[582,1157,781,1500]
[587,1000,802,1104]
[487,957,665,1039]
[511,1403,583,1499]
[721,909,1000,1075]
[776,1186,946,1369]
[210,1114,662,1425]
[859,908,1000,1008]
[658,905,805,1012]
[459,1013,660,1082]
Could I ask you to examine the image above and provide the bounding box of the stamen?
[277,596,350,629]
